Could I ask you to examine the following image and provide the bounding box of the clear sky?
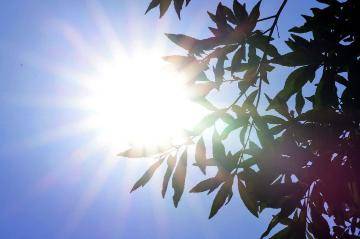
[0,0,321,238]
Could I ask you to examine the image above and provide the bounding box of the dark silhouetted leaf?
[190,177,219,193]
[195,137,207,174]
[295,90,305,114]
[162,155,177,198]
[209,176,234,218]
[160,0,172,18]
[145,0,160,14]
[131,158,164,192]
[233,0,248,23]
[212,129,226,163]
[272,65,317,104]
[231,45,245,74]
[174,0,185,19]
[237,174,258,217]
[172,150,187,207]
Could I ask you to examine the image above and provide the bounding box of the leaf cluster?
[124,0,360,238]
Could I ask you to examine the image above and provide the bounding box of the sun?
[81,49,205,153]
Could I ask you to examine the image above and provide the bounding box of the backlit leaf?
[209,176,234,218]
[160,0,172,18]
[131,158,164,192]
[172,150,187,207]
[195,137,207,174]
[237,174,258,217]
[162,155,177,198]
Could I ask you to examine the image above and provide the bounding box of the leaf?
[246,0,261,32]
[195,137,207,175]
[261,206,295,239]
[222,5,237,25]
[231,45,245,74]
[145,0,160,14]
[295,90,305,115]
[271,51,322,66]
[209,176,234,218]
[190,177,219,193]
[214,56,226,86]
[243,89,258,108]
[261,212,283,239]
[233,0,248,23]
[269,227,291,239]
[194,96,218,111]
[221,121,241,140]
[240,125,248,146]
[165,33,209,54]
[172,150,187,207]
[272,65,317,103]
[174,0,185,19]
[131,158,164,192]
[212,129,226,163]
[262,115,286,125]
[189,81,216,99]
[314,73,338,108]
[162,156,177,198]
[118,145,165,158]
[192,112,220,135]
[247,34,279,57]
[237,174,258,217]
[160,0,172,18]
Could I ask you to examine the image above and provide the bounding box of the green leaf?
[271,51,322,66]
[244,89,258,106]
[248,1,261,22]
[269,227,291,239]
[295,90,305,115]
[314,73,338,108]
[174,0,185,19]
[131,158,164,192]
[162,156,177,198]
[172,150,187,207]
[190,177,220,193]
[212,129,226,163]
[165,33,209,54]
[237,174,258,217]
[231,45,246,75]
[209,176,234,218]
[239,125,248,146]
[220,113,235,125]
[261,212,283,239]
[214,56,226,86]
[222,5,237,25]
[145,0,160,14]
[194,97,218,111]
[192,112,220,135]
[247,34,279,57]
[221,121,241,140]
[233,0,248,23]
[195,137,207,175]
[246,0,261,32]
[273,65,317,103]
[160,0,172,18]
[262,115,286,125]
[118,145,166,158]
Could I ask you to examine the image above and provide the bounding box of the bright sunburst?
[82,49,205,152]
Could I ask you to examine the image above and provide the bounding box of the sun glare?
[82,50,204,152]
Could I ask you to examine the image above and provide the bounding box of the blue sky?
[0,1,321,238]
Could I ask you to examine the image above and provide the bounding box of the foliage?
[121,0,360,238]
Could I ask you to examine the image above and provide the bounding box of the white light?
[82,50,205,151]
